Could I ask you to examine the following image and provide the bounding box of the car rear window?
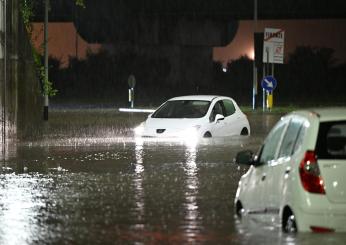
[315,121,346,159]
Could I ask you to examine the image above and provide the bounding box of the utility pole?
[252,0,258,110]
[2,0,7,152]
[75,7,78,58]
[43,0,49,120]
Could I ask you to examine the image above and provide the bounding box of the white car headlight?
[134,122,145,135]
[178,125,201,138]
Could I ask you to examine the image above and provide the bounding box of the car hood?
[142,117,205,137]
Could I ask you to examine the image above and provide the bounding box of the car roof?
[168,95,231,102]
[290,107,346,122]
[311,107,346,122]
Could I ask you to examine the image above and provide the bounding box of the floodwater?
[0,111,345,244]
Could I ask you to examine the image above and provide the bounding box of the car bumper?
[295,206,346,232]
[138,127,203,139]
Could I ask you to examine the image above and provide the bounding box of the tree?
[212,56,252,103]
[20,0,85,98]
[287,46,337,100]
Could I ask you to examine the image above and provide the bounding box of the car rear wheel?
[282,209,297,233]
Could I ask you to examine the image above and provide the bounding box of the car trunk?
[315,121,346,203]
[319,160,346,203]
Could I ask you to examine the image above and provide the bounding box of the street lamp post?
[252,0,258,110]
[43,0,49,121]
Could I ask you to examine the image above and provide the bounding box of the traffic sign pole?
[252,0,258,110]
[128,75,136,108]
[267,92,273,111]
[262,59,265,111]
[271,63,275,111]
[261,75,277,112]
[262,27,285,111]
[265,47,269,111]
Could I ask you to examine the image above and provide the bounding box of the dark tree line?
[49,49,172,106]
[274,46,345,105]
[49,46,346,107]
[214,46,346,106]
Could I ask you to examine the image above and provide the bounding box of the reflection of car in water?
[134,95,250,139]
[234,108,346,233]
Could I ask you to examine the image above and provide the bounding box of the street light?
[43,0,49,121]
[252,0,258,110]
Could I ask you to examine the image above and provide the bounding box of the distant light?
[119,108,155,113]
[247,48,255,60]
[222,67,227,73]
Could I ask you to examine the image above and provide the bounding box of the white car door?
[221,99,243,136]
[237,148,268,219]
[208,100,227,137]
[208,99,242,137]
[241,155,270,219]
[252,119,288,222]
[264,117,305,224]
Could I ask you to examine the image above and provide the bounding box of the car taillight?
[299,151,325,194]
[310,226,335,233]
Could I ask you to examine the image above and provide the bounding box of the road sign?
[128,74,136,88]
[261,75,277,92]
[263,28,285,64]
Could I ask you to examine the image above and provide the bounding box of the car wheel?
[283,210,297,233]
[240,127,249,135]
[203,131,212,138]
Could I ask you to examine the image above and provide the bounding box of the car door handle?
[284,168,291,179]
[261,174,266,181]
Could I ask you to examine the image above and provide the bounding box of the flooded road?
[0,110,345,244]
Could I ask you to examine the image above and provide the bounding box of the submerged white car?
[234,108,346,233]
[134,95,250,139]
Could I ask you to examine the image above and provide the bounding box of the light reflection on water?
[182,142,201,242]
[0,113,345,244]
[133,138,145,224]
[0,174,48,245]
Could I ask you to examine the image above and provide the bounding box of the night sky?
[215,19,346,65]
[31,23,101,67]
[32,19,346,67]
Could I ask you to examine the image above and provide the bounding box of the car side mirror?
[215,114,225,122]
[235,150,255,165]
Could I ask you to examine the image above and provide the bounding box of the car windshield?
[316,121,346,159]
[151,100,210,118]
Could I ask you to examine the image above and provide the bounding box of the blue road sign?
[261,75,277,92]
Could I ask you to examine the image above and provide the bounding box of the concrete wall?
[0,0,42,141]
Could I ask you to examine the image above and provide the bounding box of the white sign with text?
[263,28,285,64]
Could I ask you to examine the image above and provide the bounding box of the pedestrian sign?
[261,76,277,92]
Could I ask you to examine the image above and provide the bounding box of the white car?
[234,108,346,233]
[134,95,250,139]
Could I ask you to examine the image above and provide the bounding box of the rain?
[0,0,346,244]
